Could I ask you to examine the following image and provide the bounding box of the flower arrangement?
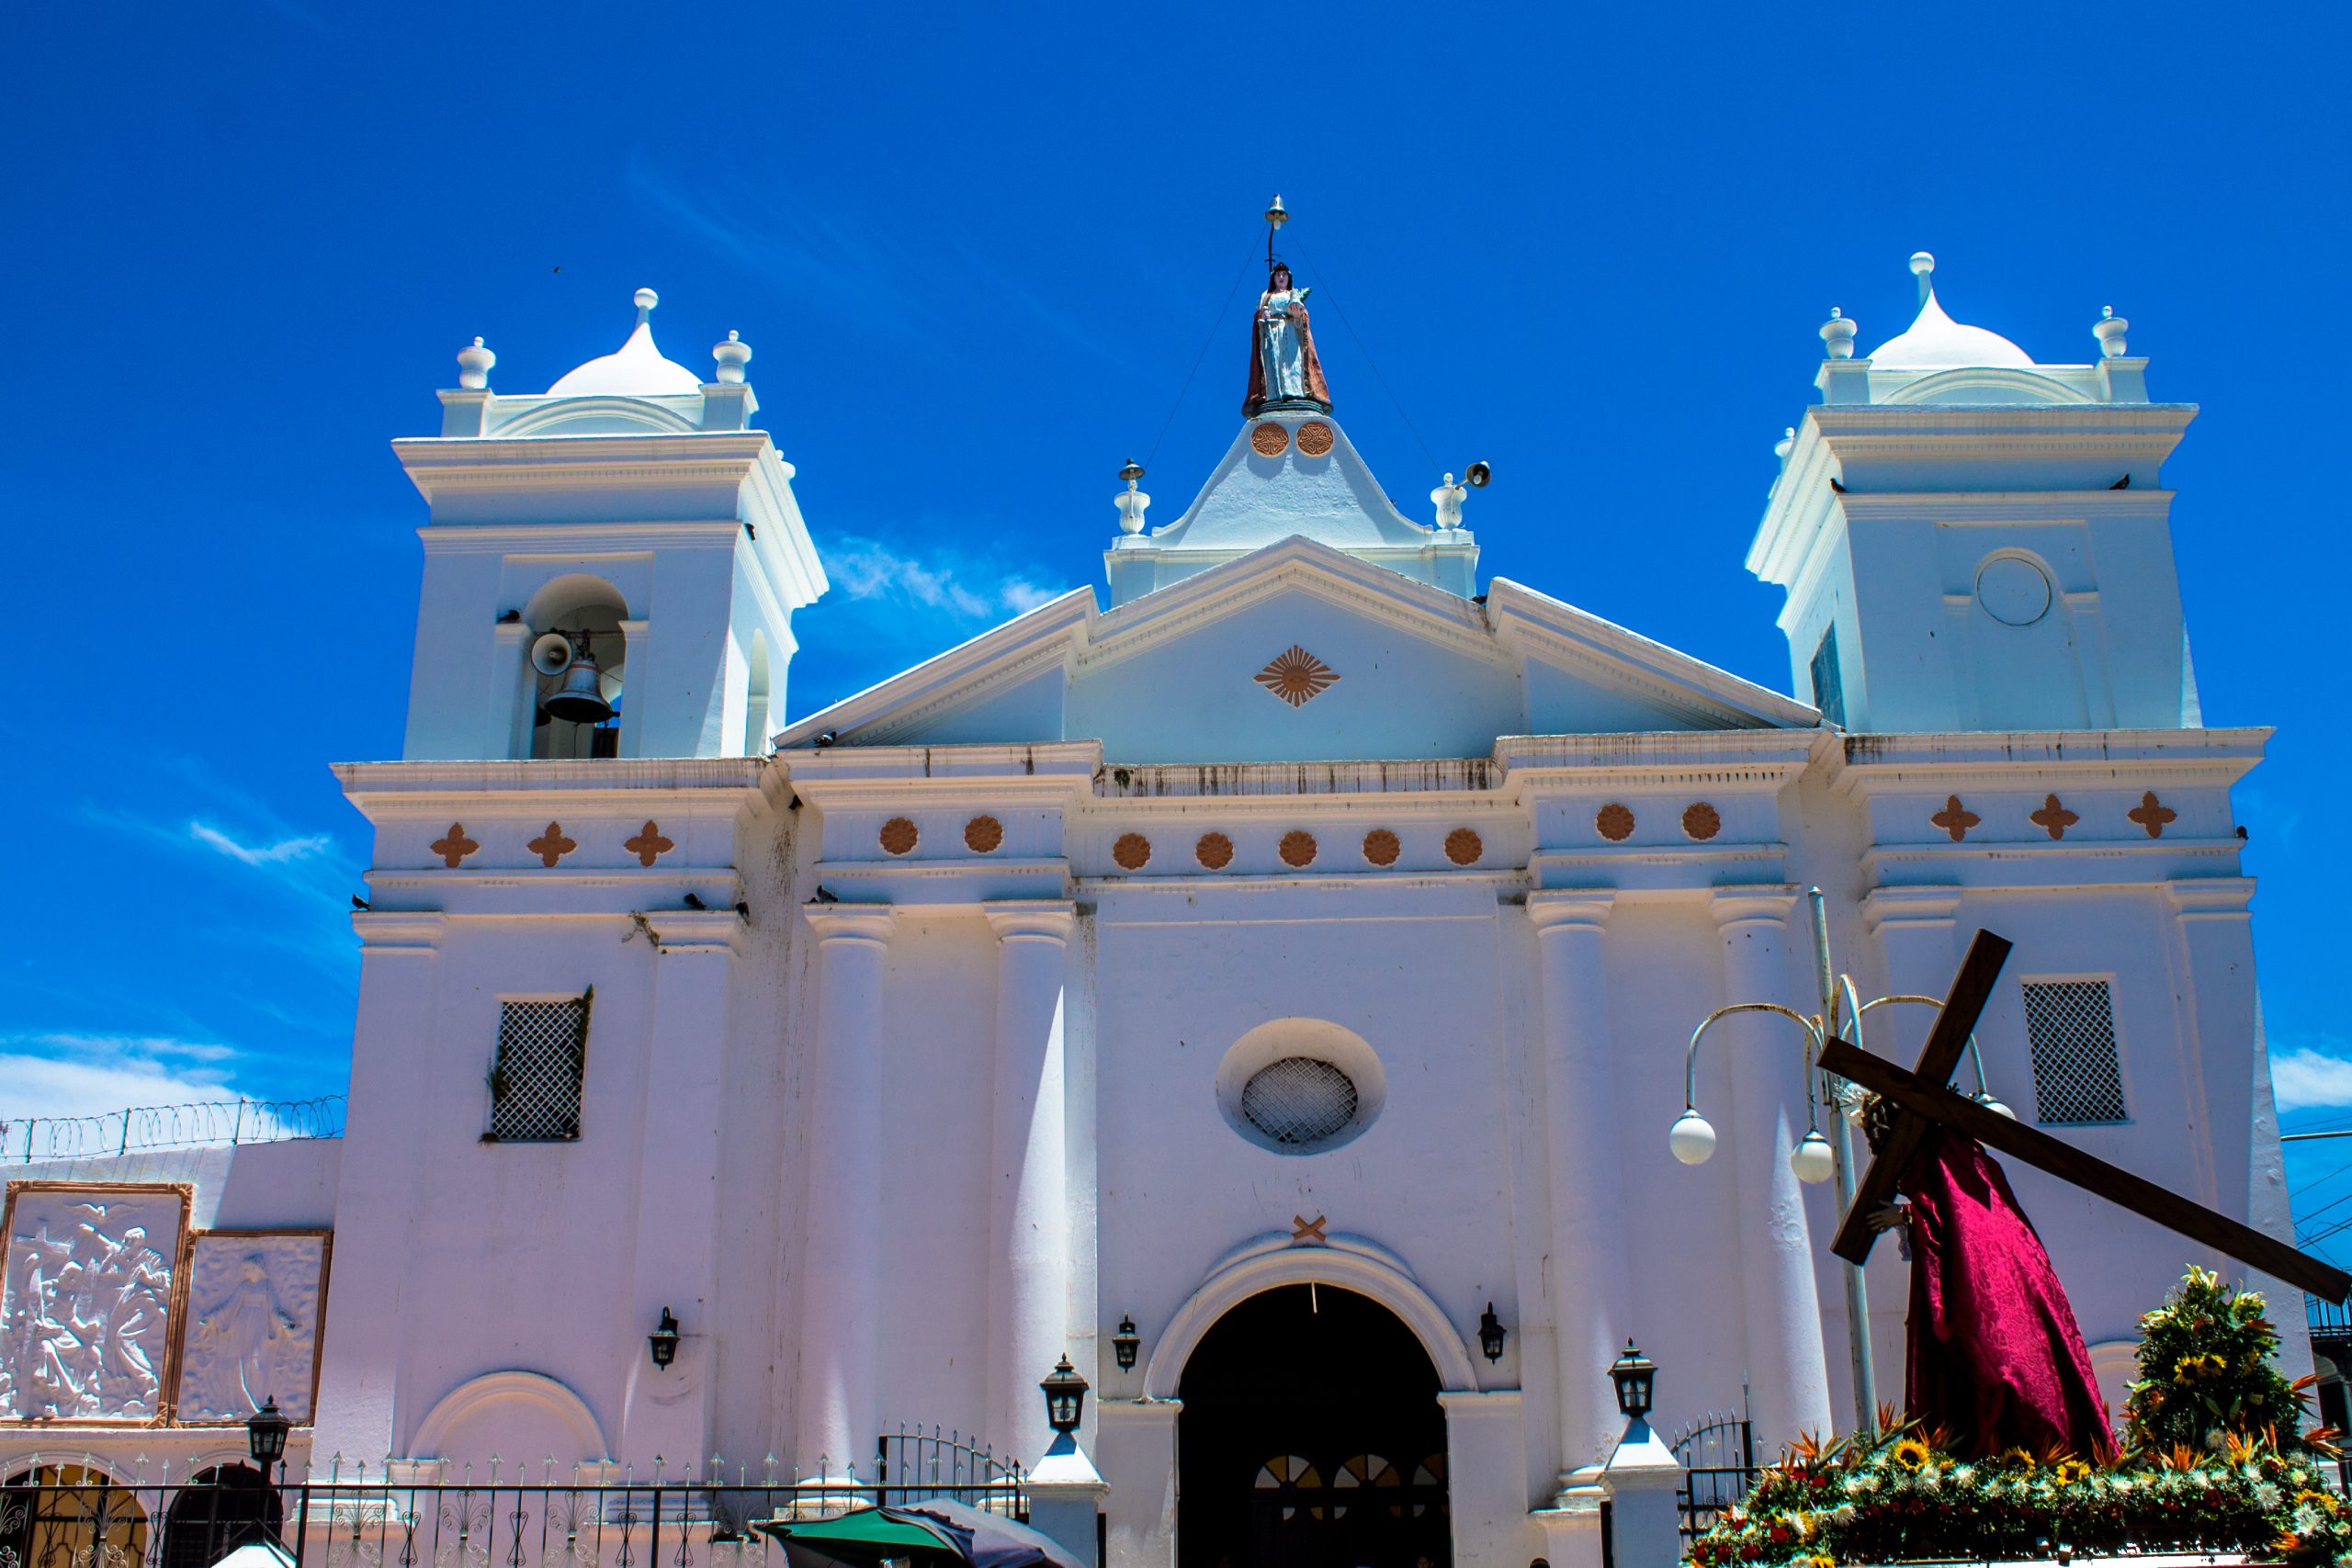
[1685,1269,2342,1567]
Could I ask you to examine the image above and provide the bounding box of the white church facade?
[0,246,2300,1568]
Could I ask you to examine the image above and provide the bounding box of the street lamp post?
[1665,887,2017,1435]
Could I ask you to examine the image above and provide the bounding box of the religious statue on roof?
[1245,262,1332,417]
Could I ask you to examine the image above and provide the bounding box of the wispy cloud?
[191,822,333,866]
[2272,1046,2352,1112]
[0,1032,242,1123]
[826,536,1070,626]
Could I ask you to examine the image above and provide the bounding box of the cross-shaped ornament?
[1821,929,2348,1302]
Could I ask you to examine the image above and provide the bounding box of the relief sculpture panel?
[0,1184,187,1420]
[176,1232,331,1422]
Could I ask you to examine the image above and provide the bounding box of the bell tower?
[1747,254,2199,734]
[392,288,827,761]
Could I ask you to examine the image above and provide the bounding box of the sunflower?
[1891,1438,1931,1472]
[2053,1460,2092,1485]
[1997,1447,2038,1472]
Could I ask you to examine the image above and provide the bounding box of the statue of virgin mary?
[1244,263,1332,416]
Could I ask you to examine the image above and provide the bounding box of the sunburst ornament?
[1255,645,1340,707]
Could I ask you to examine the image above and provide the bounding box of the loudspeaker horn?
[1464,461,1493,489]
[530,632,575,676]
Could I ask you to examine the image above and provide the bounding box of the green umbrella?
[754,1506,960,1565]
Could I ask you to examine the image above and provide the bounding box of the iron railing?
[1672,1408,1758,1540]
[0,1430,1024,1568]
[1,1097,347,1163]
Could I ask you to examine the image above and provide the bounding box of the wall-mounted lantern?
[1112,1314,1141,1372]
[1477,1303,1508,1363]
[649,1306,682,1370]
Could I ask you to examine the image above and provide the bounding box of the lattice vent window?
[2022,979,2127,1124]
[1240,1056,1360,1148]
[488,993,591,1142]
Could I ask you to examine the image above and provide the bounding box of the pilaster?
[795,902,896,1479]
[2163,878,2258,1221]
[1525,890,1629,1491]
[982,899,1079,1462]
[1708,887,1831,1450]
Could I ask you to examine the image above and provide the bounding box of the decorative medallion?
[2030,794,2080,841]
[1295,421,1335,457]
[1256,645,1340,707]
[1251,421,1291,457]
[1444,828,1483,866]
[1113,832,1152,871]
[878,817,919,856]
[1279,829,1318,868]
[964,815,1004,853]
[1363,828,1402,867]
[624,820,674,867]
[527,821,577,868]
[1291,1213,1329,1245]
[2128,790,2178,839]
[430,822,480,869]
[1196,831,1235,870]
[1682,802,1722,841]
[1596,804,1635,842]
[1930,795,1982,842]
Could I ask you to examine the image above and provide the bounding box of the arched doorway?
[1177,1284,1449,1568]
[162,1465,282,1568]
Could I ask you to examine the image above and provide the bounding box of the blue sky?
[6,3,2351,1249]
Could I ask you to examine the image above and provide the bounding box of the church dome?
[1865,254,2035,368]
[548,288,705,397]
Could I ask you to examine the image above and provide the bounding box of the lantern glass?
[1040,1354,1089,1434]
[1477,1303,1507,1363]
[1607,1340,1657,1421]
[649,1306,681,1370]
[1112,1314,1141,1372]
[246,1395,292,1468]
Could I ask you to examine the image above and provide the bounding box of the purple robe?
[1903,1130,2118,1461]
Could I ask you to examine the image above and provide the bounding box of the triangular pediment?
[775,537,1817,758]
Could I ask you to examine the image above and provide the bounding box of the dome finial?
[1820,307,1858,359]
[634,288,659,323]
[1909,251,1937,306]
[712,328,752,384]
[2094,305,2130,359]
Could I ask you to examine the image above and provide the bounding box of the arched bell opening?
[1175,1284,1450,1567]
[523,576,629,761]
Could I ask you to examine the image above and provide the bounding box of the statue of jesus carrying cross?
[1820,931,2349,1461]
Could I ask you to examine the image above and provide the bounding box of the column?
[617,908,742,1466]
[312,912,444,1465]
[1526,891,1631,1493]
[984,900,1078,1461]
[796,903,896,1481]
[1711,889,1832,1449]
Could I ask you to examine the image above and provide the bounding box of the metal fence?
[1672,1408,1757,1540]
[0,1438,1024,1568]
[1,1097,347,1163]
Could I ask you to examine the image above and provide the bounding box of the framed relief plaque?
[1,1181,191,1422]
[173,1230,334,1423]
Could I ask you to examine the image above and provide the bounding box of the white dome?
[1866,258,2035,368]
[547,289,705,397]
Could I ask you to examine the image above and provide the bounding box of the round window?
[1975,555,2053,626]
[1240,1056,1361,1148]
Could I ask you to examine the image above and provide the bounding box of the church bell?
[542,646,615,725]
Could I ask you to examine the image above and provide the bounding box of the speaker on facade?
[530,632,576,676]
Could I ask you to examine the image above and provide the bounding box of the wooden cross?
[1822,928,2350,1303]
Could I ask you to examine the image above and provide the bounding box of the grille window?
[2022,980,2127,1124]
[488,993,591,1141]
[1809,626,1846,728]
[1240,1056,1360,1148]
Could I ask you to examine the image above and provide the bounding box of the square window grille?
[488,994,590,1141]
[2021,980,2127,1124]
[1810,626,1846,728]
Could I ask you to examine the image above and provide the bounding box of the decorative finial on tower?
[1820,307,1858,360]
[713,329,752,384]
[1909,252,1937,306]
[1774,426,1796,464]
[1114,459,1150,536]
[1431,472,1467,531]
[457,335,495,390]
[635,288,659,323]
[2093,305,2129,359]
